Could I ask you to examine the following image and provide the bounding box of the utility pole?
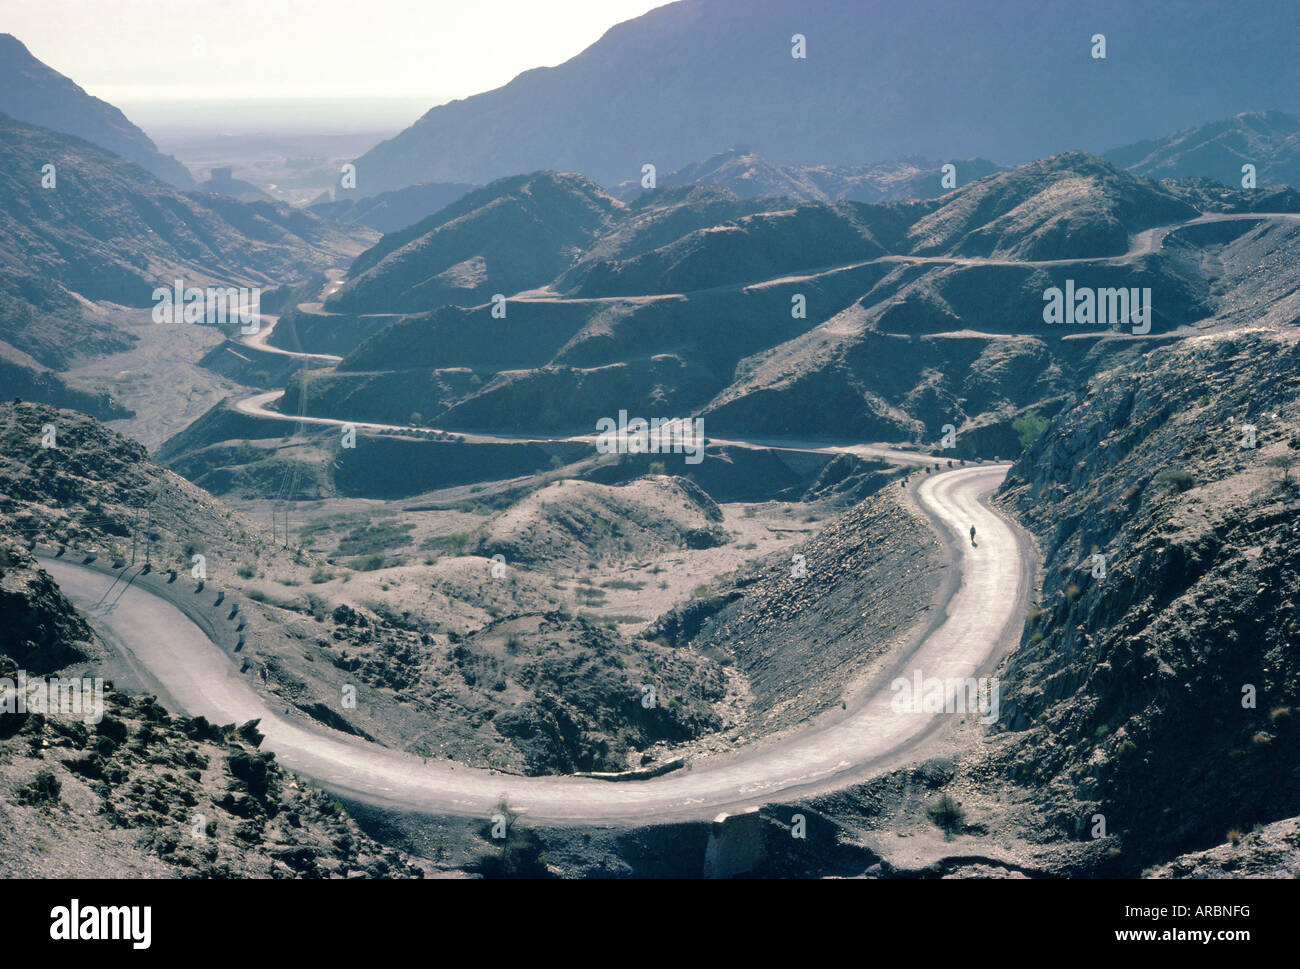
[130,506,140,565]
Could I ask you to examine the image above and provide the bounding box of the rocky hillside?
[479,476,727,569]
[0,543,97,675]
[326,172,620,313]
[0,536,420,878]
[275,153,1255,451]
[0,401,267,565]
[0,112,366,419]
[989,328,1300,871]
[1145,817,1300,878]
[1,684,422,878]
[0,34,193,188]
[648,482,945,735]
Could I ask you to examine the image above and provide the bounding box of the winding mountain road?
[60,204,1279,824]
[40,461,1027,825]
[232,211,1300,452]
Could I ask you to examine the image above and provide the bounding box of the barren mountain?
[612,148,1003,204]
[351,0,1300,193]
[266,153,1258,454]
[309,181,479,235]
[0,112,367,420]
[1106,111,1300,190]
[0,33,193,188]
[0,115,361,312]
[327,172,620,313]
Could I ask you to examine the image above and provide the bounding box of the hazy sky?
[2,0,668,105]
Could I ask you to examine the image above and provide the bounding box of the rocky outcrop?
[649,485,945,733]
[991,330,1300,871]
[0,682,422,878]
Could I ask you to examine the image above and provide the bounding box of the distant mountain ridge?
[0,33,194,188]
[612,148,1003,203]
[352,0,1300,195]
[309,181,480,235]
[236,151,1300,460]
[327,152,1199,315]
[1106,111,1300,189]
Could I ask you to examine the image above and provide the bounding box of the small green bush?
[1012,410,1048,449]
[1155,469,1196,492]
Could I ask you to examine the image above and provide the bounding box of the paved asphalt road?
[39,461,1028,825]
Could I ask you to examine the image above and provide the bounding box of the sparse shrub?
[427,532,473,556]
[237,562,257,579]
[1155,469,1196,492]
[601,579,645,590]
[647,461,666,476]
[925,794,966,839]
[18,770,61,806]
[310,567,334,584]
[305,594,329,622]
[1012,410,1048,449]
[1267,454,1296,486]
[1226,829,1242,845]
[340,520,415,557]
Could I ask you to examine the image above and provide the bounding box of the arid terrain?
[3,1,1299,887]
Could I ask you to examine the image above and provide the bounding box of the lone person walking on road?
[970,524,977,545]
